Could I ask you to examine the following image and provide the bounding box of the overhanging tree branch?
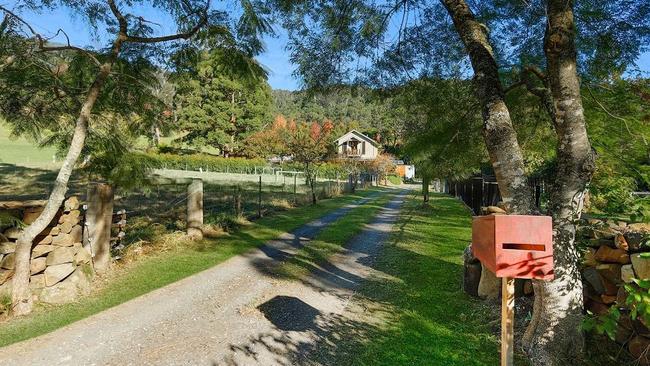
[6,0,214,317]
[585,84,647,146]
[107,0,210,44]
[0,5,101,66]
[108,0,128,35]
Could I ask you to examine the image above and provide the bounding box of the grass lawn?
[0,188,386,347]
[335,192,513,366]
[0,123,58,169]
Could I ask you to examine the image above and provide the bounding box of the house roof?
[334,130,379,147]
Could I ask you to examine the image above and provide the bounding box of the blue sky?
[19,4,301,90]
[16,4,650,91]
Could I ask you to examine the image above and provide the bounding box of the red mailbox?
[472,215,554,280]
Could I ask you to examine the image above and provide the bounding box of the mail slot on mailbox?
[472,215,554,280]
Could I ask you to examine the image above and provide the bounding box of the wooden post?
[258,176,262,218]
[293,174,297,202]
[423,176,430,202]
[235,185,242,216]
[86,183,114,273]
[501,277,515,366]
[187,179,203,240]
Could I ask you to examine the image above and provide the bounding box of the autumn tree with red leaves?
[285,120,335,203]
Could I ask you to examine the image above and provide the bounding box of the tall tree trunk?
[11,37,124,316]
[229,91,236,157]
[440,0,535,215]
[306,164,317,204]
[522,1,596,363]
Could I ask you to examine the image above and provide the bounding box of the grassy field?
[324,192,510,366]
[0,188,385,347]
[342,193,620,365]
[0,123,58,169]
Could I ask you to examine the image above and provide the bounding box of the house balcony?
[341,148,362,157]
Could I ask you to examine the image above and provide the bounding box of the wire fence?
[118,175,350,223]
[155,163,286,176]
[1,165,376,248]
[109,169,378,247]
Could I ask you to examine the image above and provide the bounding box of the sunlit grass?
[341,193,506,365]
[0,123,58,169]
[0,189,380,347]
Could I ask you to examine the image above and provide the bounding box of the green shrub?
[0,292,11,316]
[584,276,650,341]
[146,152,369,181]
[590,167,636,215]
[0,212,23,229]
[146,152,267,174]
[123,217,168,245]
[282,161,347,179]
[630,197,650,223]
[387,175,402,185]
[87,152,157,190]
[205,212,245,232]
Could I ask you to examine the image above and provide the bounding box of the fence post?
[258,175,262,218]
[423,177,430,202]
[86,183,114,273]
[293,174,298,203]
[235,185,242,216]
[187,179,203,240]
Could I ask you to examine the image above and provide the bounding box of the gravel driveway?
[0,189,407,366]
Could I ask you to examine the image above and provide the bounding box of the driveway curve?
[0,189,408,366]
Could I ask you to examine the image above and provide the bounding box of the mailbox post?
[472,215,554,366]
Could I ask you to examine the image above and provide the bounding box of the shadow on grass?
[0,189,380,348]
[220,193,503,365]
[0,163,68,198]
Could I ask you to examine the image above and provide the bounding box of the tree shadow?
[0,163,71,198]
[216,301,383,366]
[218,238,500,365]
[213,193,506,365]
[257,296,320,332]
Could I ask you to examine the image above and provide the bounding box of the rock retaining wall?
[0,196,93,306]
[463,207,650,364]
[580,218,650,364]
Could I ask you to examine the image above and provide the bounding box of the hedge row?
[146,153,379,180]
[282,161,348,178]
[146,153,268,174]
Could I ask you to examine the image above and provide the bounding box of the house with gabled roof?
[334,130,380,160]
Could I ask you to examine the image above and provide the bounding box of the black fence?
[446,176,546,215]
